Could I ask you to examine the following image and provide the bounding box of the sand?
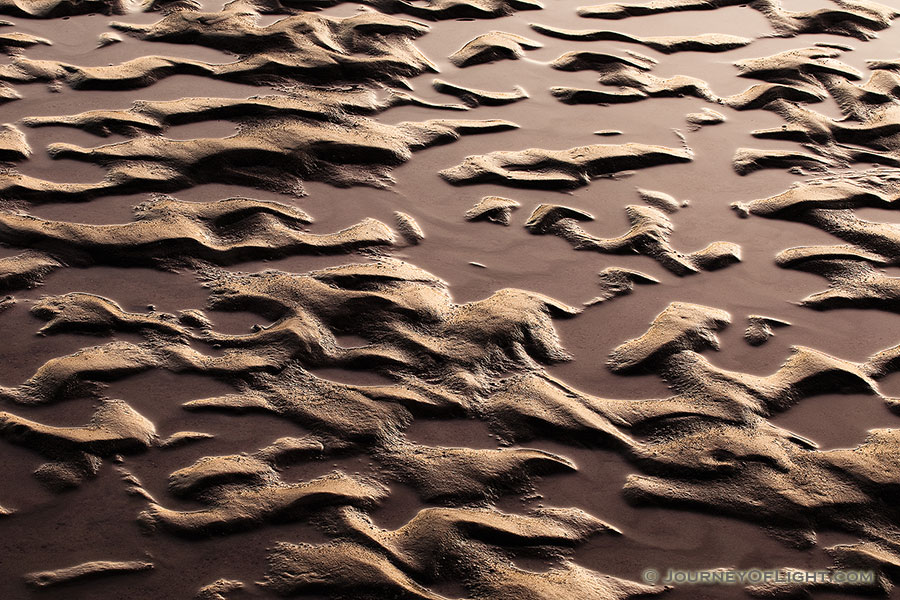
[1,0,900,598]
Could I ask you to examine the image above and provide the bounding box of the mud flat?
[2,0,900,599]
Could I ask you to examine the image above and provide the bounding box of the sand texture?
[2,0,900,598]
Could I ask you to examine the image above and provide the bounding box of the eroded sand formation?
[531,24,752,53]
[601,301,900,595]
[0,1,190,18]
[24,560,154,588]
[0,196,399,293]
[230,0,543,20]
[744,314,791,346]
[448,31,542,67]
[524,203,741,275]
[465,195,521,224]
[5,108,516,200]
[0,9,439,90]
[576,0,898,40]
[260,507,655,599]
[441,142,692,188]
[735,170,900,311]
[2,0,900,598]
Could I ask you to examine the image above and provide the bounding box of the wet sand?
[2,0,900,598]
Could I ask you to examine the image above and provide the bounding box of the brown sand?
[2,0,900,599]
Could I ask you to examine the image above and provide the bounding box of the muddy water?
[2,0,900,598]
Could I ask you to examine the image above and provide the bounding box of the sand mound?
[230,0,543,20]
[25,560,153,588]
[577,0,897,40]
[3,96,516,201]
[0,0,183,18]
[448,31,542,67]
[441,143,692,188]
[735,170,900,310]
[433,79,528,107]
[532,24,751,53]
[0,197,398,291]
[261,506,656,599]
[525,203,741,275]
[465,196,521,224]
[744,315,791,346]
